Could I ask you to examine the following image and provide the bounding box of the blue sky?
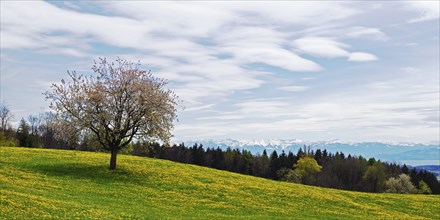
[1,1,439,143]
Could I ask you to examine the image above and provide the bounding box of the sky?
[1,1,439,143]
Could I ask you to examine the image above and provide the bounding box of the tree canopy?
[45,58,178,169]
[294,156,322,184]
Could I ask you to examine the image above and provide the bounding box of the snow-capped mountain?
[178,139,440,165]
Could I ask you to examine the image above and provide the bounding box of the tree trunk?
[110,148,118,170]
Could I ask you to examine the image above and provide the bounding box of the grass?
[1,147,439,219]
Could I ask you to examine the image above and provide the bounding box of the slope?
[1,147,439,219]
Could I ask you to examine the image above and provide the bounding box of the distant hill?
[377,148,440,161]
[1,147,439,219]
[413,165,440,180]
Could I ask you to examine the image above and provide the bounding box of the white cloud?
[401,67,421,73]
[228,1,358,25]
[1,1,151,50]
[301,77,317,81]
[197,114,244,121]
[404,1,440,23]
[293,37,379,62]
[406,42,419,47]
[213,26,322,72]
[293,37,350,58]
[101,1,235,38]
[39,47,90,57]
[1,0,329,108]
[278,86,309,92]
[185,104,216,112]
[2,1,439,142]
[174,64,439,142]
[194,99,296,122]
[367,82,392,90]
[348,52,378,62]
[235,100,291,117]
[346,26,388,41]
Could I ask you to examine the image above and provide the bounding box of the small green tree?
[418,180,432,194]
[294,156,322,184]
[385,174,416,194]
[363,161,386,192]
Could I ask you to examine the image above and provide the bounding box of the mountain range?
[180,139,440,166]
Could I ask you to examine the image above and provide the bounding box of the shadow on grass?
[28,162,144,184]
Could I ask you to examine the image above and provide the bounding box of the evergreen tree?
[287,151,296,168]
[314,149,323,165]
[269,151,280,179]
[279,150,290,169]
[16,118,31,147]
[401,164,409,174]
[296,148,304,158]
[322,149,328,161]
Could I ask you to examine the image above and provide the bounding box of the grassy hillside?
[1,147,439,219]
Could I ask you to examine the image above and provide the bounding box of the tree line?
[131,142,438,194]
[1,113,438,194]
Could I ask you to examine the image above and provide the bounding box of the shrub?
[277,168,301,183]
[385,174,416,194]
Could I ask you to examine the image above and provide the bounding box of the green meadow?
[1,147,439,219]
